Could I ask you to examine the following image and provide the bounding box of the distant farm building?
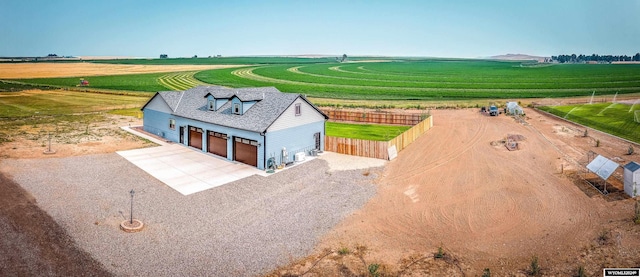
[624,161,640,197]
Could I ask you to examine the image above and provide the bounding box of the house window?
[208,100,215,111]
[295,103,301,116]
[169,119,176,130]
[233,103,240,114]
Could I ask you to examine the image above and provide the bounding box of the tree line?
[551,53,640,63]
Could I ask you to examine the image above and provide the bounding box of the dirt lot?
[0,115,154,159]
[1,106,640,276]
[0,63,246,79]
[273,108,640,276]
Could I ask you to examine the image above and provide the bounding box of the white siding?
[145,95,173,113]
[624,167,640,197]
[267,97,325,132]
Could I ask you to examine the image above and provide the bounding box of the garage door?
[207,131,227,158]
[188,126,203,150]
[234,137,258,167]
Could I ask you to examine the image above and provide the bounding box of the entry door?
[207,131,228,158]
[314,132,321,150]
[234,137,258,167]
[179,126,184,144]
[188,126,203,150]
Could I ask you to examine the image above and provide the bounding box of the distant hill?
[489,54,549,62]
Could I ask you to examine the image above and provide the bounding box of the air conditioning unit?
[294,152,306,162]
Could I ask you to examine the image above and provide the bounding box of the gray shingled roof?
[154,86,306,133]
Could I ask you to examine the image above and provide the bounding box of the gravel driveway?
[1,153,380,276]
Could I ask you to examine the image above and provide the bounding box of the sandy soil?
[0,115,154,159]
[0,63,247,79]
[277,108,640,276]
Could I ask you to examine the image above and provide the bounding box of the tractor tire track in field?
[157,71,208,91]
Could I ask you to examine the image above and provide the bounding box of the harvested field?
[0,63,247,79]
[279,108,640,276]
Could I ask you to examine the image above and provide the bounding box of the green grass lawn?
[326,121,410,141]
[538,102,640,143]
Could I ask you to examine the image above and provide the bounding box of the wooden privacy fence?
[325,115,433,160]
[320,108,422,125]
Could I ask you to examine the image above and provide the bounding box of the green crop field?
[326,121,410,141]
[7,59,640,100]
[538,102,640,143]
[16,73,168,92]
[194,60,640,100]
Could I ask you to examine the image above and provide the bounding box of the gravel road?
[1,153,380,276]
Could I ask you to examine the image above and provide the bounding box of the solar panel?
[586,155,619,180]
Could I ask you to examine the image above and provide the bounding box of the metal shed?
[623,161,640,197]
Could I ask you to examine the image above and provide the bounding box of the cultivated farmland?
[195,60,640,99]
[6,59,640,100]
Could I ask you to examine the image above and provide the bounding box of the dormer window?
[233,103,241,114]
[295,103,301,116]
[208,100,215,111]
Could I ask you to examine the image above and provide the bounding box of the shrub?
[634,199,640,224]
[598,229,610,245]
[529,256,540,276]
[434,247,445,259]
[577,265,586,277]
[482,268,491,277]
[368,263,380,277]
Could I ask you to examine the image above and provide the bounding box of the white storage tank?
[623,161,640,197]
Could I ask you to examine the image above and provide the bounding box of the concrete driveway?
[117,144,267,195]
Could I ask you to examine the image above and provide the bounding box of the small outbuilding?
[506,102,524,115]
[623,161,640,197]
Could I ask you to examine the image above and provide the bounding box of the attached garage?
[188,126,203,150]
[234,137,258,167]
[207,131,228,158]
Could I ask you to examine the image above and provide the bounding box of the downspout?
[260,132,266,170]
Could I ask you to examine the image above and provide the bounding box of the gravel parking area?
[1,153,380,276]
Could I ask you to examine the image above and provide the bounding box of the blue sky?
[1,0,638,58]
